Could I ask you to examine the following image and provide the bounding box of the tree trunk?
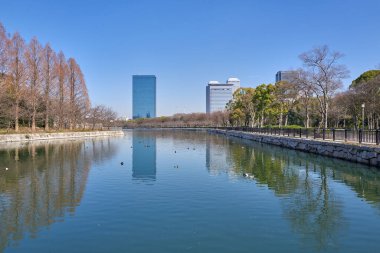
[304,100,310,128]
[45,113,49,131]
[59,82,64,129]
[31,106,36,131]
[44,85,50,131]
[324,102,328,129]
[15,100,19,132]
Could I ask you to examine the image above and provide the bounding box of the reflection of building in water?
[206,135,231,176]
[0,138,119,252]
[132,131,157,181]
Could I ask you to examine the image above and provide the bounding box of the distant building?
[206,77,240,113]
[275,71,299,83]
[132,75,156,119]
[117,116,129,121]
[227,77,241,93]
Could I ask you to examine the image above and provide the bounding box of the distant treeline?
[125,111,228,128]
[0,22,118,132]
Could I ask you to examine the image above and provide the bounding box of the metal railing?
[215,127,380,145]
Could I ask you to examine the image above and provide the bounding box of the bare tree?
[294,69,314,128]
[8,33,27,132]
[0,23,8,78]
[103,106,117,128]
[0,24,9,125]
[89,105,106,130]
[25,37,43,131]
[42,43,57,131]
[56,51,68,129]
[299,45,349,128]
[88,105,118,129]
[329,92,348,128]
[67,58,90,129]
[209,111,229,126]
[1,22,92,132]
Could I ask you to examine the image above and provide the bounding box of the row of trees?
[334,70,380,129]
[227,45,380,129]
[87,104,119,130]
[125,111,229,128]
[0,22,92,132]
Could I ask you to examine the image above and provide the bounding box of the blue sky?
[0,0,379,117]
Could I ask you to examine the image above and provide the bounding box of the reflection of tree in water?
[0,137,119,252]
[88,138,119,165]
[217,136,348,250]
[282,162,345,251]
[226,140,300,195]
[281,149,380,210]
[332,166,380,209]
[205,130,380,247]
[226,137,380,250]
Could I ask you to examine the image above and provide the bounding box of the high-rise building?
[206,77,240,113]
[132,75,156,119]
[227,77,241,93]
[275,71,299,83]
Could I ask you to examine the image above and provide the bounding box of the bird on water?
[243,173,254,179]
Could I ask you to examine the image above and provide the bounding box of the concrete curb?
[0,130,125,143]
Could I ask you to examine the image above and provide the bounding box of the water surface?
[1,130,380,253]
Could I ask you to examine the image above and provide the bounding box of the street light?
[361,103,365,130]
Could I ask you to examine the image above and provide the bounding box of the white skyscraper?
[227,77,241,93]
[206,77,240,113]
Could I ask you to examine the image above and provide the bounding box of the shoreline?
[209,129,380,167]
[0,130,125,143]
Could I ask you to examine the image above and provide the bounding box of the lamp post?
[361,103,365,130]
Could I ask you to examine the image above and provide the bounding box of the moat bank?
[209,129,380,167]
[0,130,124,143]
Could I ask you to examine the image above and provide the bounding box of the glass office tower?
[275,71,299,83]
[132,75,156,119]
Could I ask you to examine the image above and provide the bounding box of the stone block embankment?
[209,129,380,167]
[0,130,124,143]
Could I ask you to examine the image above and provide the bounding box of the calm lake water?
[1,129,380,253]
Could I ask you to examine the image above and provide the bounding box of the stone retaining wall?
[0,130,124,143]
[209,129,380,167]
